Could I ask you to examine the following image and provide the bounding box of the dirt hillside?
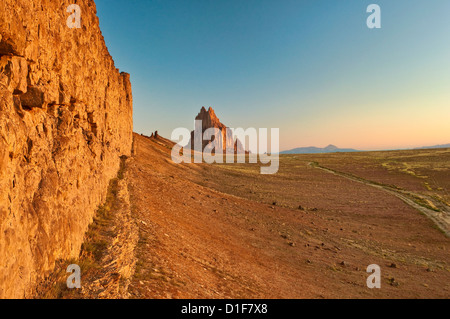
[124,134,449,298]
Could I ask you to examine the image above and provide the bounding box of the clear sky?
[95,0,450,151]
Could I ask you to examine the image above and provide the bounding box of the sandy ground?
[125,134,449,299]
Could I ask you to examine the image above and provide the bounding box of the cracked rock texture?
[0,0,133,298]
[188,107,246,154]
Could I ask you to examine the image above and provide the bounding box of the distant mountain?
[280,143,450,154]
[414,143,450,150]
[280,144,359,154]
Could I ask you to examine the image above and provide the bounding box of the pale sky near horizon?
[95,0,450,151]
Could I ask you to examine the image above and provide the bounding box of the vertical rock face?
[189,107,245,154]
[0,0,133,298]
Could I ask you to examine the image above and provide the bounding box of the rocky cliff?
[0,0,133,298]
[189,107,245,154]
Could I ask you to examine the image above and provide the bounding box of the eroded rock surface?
[0,0,132,298]
[188,107,246,154]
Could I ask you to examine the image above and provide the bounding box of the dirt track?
[309,162,450,237]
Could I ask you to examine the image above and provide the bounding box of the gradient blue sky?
[96,0,450,151]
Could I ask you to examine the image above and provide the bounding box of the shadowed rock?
[188,107,246,154]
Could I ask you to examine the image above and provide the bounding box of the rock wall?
[0,0,133,298]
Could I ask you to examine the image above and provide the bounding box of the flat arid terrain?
[37,133,449,299]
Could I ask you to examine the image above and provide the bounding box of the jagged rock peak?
[197,106,218,119]
[189,107,245,154]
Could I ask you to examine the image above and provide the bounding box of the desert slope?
[35,134,449,298]
[124,134,449,298]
